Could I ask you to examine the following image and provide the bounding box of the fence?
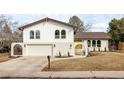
[118,42,124,50]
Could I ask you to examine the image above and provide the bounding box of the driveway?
[0,56,49,78]
[0,56,83,78]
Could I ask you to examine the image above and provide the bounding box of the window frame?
[97,40,101,47]
[61,30,66,39]
[92,40,96,47]
[36,30,40,39]
[30,30,34,39]
[55,30,60,39]
[87,40,91,47]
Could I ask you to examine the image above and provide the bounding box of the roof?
[74,32,111,40]
[18,17,75,30]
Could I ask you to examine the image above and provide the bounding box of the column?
[84,40,88,57]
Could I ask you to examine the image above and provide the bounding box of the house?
[74,32,111,55]
[11,17,75,56]
[11,17,111,57]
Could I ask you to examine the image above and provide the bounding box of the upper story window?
[55,30,60,39]
[36,30,40,39]
[61,30,66,39]
[30,30,34,39]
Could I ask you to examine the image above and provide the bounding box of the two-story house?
[11,17,111,57]
[11,17,75,56]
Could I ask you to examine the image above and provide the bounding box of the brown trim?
[75,38,111,40]
[74,32,111,40]
[18,17,76,30]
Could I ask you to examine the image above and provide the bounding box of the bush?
[0,45,10,53]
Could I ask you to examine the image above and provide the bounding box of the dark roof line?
[18,17,76,30]
[74,32,111,40]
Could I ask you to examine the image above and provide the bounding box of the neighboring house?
[74,32,111,55]
[11,17,75,56]
[11,17,111,57]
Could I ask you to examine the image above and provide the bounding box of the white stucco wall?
[53,43,75,56]
[83,40,109,52]
[100,40,109,51]
[11,20,75,57]
[23,20,74,43]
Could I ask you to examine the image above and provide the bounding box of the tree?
[12,21,23,42]
[0,15,13,49]
[13,31,23,42]
[108,17,124,49]
[0,15,22,52]
[69,16,91,34]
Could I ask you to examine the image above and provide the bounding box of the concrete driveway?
[0,56,49,78]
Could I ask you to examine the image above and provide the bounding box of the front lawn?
[0,53,11,63]
[43,52,124,71]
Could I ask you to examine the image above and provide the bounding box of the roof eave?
[18,17,76,31]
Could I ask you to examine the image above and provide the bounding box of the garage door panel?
[27,45,52,56]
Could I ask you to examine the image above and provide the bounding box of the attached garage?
[26,44,53,56]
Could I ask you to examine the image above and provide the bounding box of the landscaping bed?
[43,52,124,71]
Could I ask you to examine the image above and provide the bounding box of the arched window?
[30,30,34,39]
[75,44,82,49]
[92,40,96,47]
[36,30,40,39]
[61,30,66,39]
[87,40,91,47]
[97,40,101,47]
[55,30,60,39]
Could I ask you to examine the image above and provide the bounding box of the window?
[36,30,40,39]
[87,40,91,47]
[61,30,66,39]
[97,40,101,47]
[92,40,96,47]
[30,30,34,39]
[75,44,82,49]
[55,30,60,39]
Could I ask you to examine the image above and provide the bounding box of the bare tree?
[69,16,92,34]
[0,15,22,52]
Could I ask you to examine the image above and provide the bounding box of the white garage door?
[26,44,52,56]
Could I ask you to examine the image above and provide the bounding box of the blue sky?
[7,14,124,32]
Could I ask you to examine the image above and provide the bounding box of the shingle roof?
[74,32,111,40]
[18,17,76,30]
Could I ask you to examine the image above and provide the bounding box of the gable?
[19,17,75,31]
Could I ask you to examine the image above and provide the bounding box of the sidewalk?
[39,71,124,79]
[1,71,124,79]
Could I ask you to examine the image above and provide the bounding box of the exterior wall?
[83,40,88,56]
[53,43,75,56]
[11,20,74,57]
[84,40,109,52]
[23,21,74,43]
[73,39,109,56]
[101,40,109,51]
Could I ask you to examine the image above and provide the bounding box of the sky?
[7,14,124,32]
